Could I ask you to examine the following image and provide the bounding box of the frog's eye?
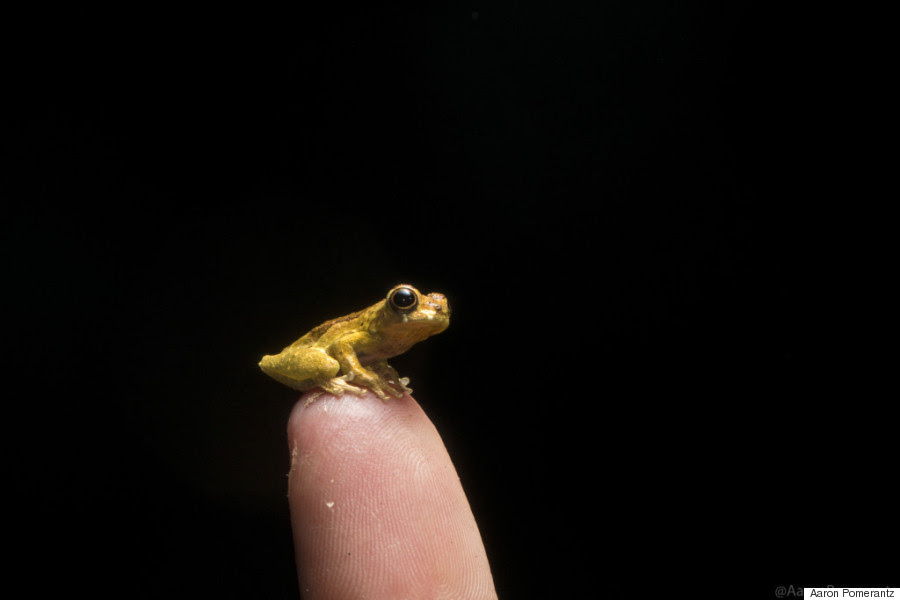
[389,287,418,313]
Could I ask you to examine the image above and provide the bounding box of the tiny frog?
[259,284,450,400]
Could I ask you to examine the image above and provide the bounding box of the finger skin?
[287,391,497,599]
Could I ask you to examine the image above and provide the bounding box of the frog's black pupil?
[392,288,416,310]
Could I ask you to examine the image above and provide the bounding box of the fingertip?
[285,390,496,598]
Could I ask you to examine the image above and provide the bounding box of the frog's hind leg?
[259,347,341,392]
[317,376,368,397]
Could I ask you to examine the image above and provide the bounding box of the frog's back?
[289,307,368,349]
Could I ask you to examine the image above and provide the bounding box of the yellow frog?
[259,285,450,400]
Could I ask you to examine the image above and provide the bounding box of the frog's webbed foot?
[305,376,368,405]
[324,375,368,396]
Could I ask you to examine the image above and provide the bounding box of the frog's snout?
[426,292,450,316]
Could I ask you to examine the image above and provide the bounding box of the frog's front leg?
[332,339,401,401]
[369,361,413,396]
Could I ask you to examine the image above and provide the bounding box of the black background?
[4,3,888,598]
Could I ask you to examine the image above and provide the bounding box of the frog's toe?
[360,381,391,401]
[320,376,367,397]
[341,382,368,396]
[374,376,407,398]
[385,377,411,396]
[304,389,325,406]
